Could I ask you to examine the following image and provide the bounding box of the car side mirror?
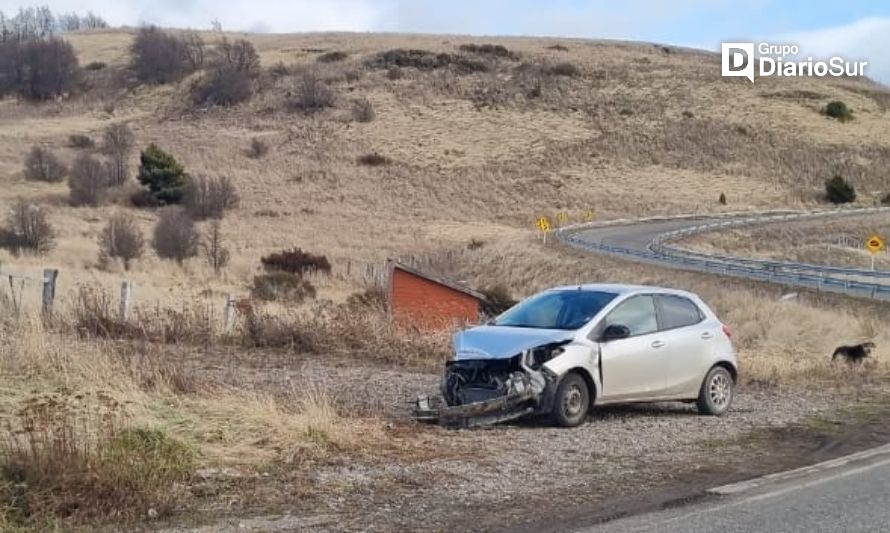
[600,324,631,342]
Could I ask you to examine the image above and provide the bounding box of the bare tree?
[182,31,206,71]
[152,208,199,264]
[102,123,134,186]
[68,153,109,206]
[130,26,191,84]
[215,38,260,76]
[2,199,55,254]
[99,213,144,270]
[24,145,67,182]
[203,220,230,274]
[183,175,239,219]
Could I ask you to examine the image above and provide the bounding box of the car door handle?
[651,340,666,349]
[701,332,714,340]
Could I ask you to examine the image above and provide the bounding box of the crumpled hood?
[452,326,573,360]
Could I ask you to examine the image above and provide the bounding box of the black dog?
[831,342,876,363]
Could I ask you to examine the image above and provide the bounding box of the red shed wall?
[390,268,480,330]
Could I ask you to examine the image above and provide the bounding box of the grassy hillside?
[1,29,889,306]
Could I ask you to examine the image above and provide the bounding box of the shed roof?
[388,260,487,302]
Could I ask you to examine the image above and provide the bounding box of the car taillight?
[722,324,732,339]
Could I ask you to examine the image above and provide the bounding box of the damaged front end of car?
[414,329,571,428]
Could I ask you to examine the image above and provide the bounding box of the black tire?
[551,373,589,427]
[696,366,734,416]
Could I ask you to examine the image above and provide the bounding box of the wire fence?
[559,207,890,302]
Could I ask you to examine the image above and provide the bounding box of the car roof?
[548,283,699,298]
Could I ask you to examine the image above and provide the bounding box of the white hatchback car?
[442,284,738,427]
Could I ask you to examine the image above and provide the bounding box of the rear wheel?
[696,366,734,416]
[551,373,589,427]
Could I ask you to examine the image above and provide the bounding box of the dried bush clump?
[152,209,200,264]
[99,213,145,270]
[183,175,240,220]
[261,248,331,276]
[23,146,67,183]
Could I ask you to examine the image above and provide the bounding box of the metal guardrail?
[558,207,890,302]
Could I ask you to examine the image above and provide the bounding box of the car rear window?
[657,295,704,330]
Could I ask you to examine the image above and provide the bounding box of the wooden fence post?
[42,269,58,314]
[119,281,131,322]
[224,294,236,333]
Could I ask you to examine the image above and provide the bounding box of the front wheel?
[551,373,589,427]
[696,366,734,416]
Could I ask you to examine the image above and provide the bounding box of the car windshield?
[494,290,618,330]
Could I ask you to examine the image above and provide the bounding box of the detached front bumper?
[413,388,539,428]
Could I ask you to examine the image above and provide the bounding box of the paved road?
[562,210,890,300]
[581,455,890,533]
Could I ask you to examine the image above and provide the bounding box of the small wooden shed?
[388,260,486,330]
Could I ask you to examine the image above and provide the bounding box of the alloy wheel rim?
[709,373,731,409]
[564,384,584,417]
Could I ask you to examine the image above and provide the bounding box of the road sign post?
[536,216,551,244]
[866,235,885,271]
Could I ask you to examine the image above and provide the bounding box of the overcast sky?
[2,0,889,82]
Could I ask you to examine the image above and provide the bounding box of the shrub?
[103,123,135,186]
[288,70,336,113]
[1,199,55,254]
[214,38,261,76]
[546,44,569,52]
[191,66,253,107]
[152,208,199,264]
[251,272,316,302]
[882,193,890,206]
[203,220,230,274]
[23,145,67,183]
[84,60,107,71]
[130,188,161,208]
[0,37,82,100]
[368,49,488,73]
[0,391,194,527]
[261,248,331,276]
[824,100,853,122]
[99,213,145,270]
[183,175,240,220]
[137,144,188,205]
[269,62,290,77]
[357,152,391,166]
[479,284,517,317]
[825,175,856,204]
[719,192,727,205]
[317,50,348,63]
[246,137,269,159]
[386,67,403,80]
[130,26,194,84]
[458,43,514,59]
[352,98,375,122]
[547,62,581,77]
[467,238,485,250]
[68,154,110,207]
[69,134,95,149]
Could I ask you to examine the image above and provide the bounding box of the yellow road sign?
[536,216,551,232]
[866,235,885,254]
[556,212,569,224]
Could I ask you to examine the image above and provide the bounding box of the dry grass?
[0,308,432,528]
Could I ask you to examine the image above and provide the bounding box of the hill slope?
[1,29,889,303]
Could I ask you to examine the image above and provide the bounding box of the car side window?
[602,295,657,337]
[657,295,704,331]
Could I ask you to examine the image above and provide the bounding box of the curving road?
[560,209,890,301]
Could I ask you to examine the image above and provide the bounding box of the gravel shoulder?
[160,348,884,532]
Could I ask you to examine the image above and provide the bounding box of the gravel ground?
[173,349,860,532]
